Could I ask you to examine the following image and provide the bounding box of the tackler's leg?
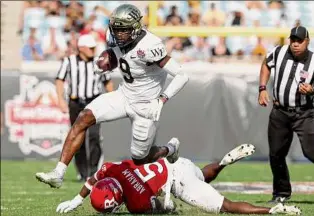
[221,198,301,215]
[202,144,256,183]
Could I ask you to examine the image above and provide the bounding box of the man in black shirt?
[258,26,314,203]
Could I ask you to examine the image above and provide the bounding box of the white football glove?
[56,195,83,213]
[147,98,164,121]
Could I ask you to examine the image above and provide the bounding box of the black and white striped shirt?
[56,54,110,100]
[266,45,314,107]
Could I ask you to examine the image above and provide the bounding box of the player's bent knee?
[130,119,155,160]
[130,145,150,161]
[133,120,151,141]
[74,109,96,129]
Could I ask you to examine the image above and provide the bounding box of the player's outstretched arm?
[144,56,189,122]
[56,177,97,213]
[221,198,301,215]
[157,56,189,102]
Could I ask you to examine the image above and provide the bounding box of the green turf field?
[1,160,313,216]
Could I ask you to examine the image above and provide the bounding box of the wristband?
[84,181,92,191]
[259,85,267,92]
[159,93,169,103]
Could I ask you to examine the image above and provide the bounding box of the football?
[96,48,118,72]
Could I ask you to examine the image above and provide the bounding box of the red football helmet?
[90,177,124,213]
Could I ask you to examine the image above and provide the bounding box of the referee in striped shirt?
[258,26,314,203]
[56,34,114,181]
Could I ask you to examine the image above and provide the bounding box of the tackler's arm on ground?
[56,175,98,213]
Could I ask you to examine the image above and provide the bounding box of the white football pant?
[85,88,158,159]
[169,158,224,213]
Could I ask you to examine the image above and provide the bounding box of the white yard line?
[211,182,314,194]
[9,191,67,195]
[1,198,33,202]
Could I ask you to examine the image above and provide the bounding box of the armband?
[259,85,267,92]
[159,93,169,103]
[84,181,92,191]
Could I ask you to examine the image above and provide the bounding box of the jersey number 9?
[119,58,134,83]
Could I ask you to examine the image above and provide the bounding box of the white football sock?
[55,162,67,177]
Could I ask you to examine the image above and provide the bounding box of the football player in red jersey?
[56,140,301,215]
[56,153,171,214]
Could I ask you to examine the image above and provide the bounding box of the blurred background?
[2,0,314,67]
[1,1,313,162]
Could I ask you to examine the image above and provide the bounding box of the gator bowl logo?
[4,75,70,156]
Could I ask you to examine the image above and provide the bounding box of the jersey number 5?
[119,58,134,83]
[134,162,164,183]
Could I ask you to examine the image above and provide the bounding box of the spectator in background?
[231,10,245,26]
[21,24,44,61]
[17,0,45,36]
[42,19,67,60]
[65,30,78,56]
[202,3,226,26]
[165,37,185,62]
[277,13,288,28]
[245,1,265,27]
[185,8,201,26]
[90,22,107,56]
[267,0,284,27]
[64,0,85,34]
[92,4,112,28]
[211,37,231,58]
[268,0,284,9]
[93,4,112,18]
[164,5,183,26]
[184,36,212,62]
[245,18,269,58]
[251,37,267,57]
[227,7,246,59]
[79,14,107,56]
[142,5,164,28]
[45,0,62,17]
[188,0,201,11]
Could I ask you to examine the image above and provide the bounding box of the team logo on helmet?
[109,4,143,47]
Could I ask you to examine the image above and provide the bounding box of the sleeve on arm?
[95,162,114,180]
[56,57,70,81]
[266,46,281,70]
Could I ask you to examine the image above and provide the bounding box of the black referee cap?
[289,26,309,40]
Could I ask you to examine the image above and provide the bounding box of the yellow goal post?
[147,1,314,38]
